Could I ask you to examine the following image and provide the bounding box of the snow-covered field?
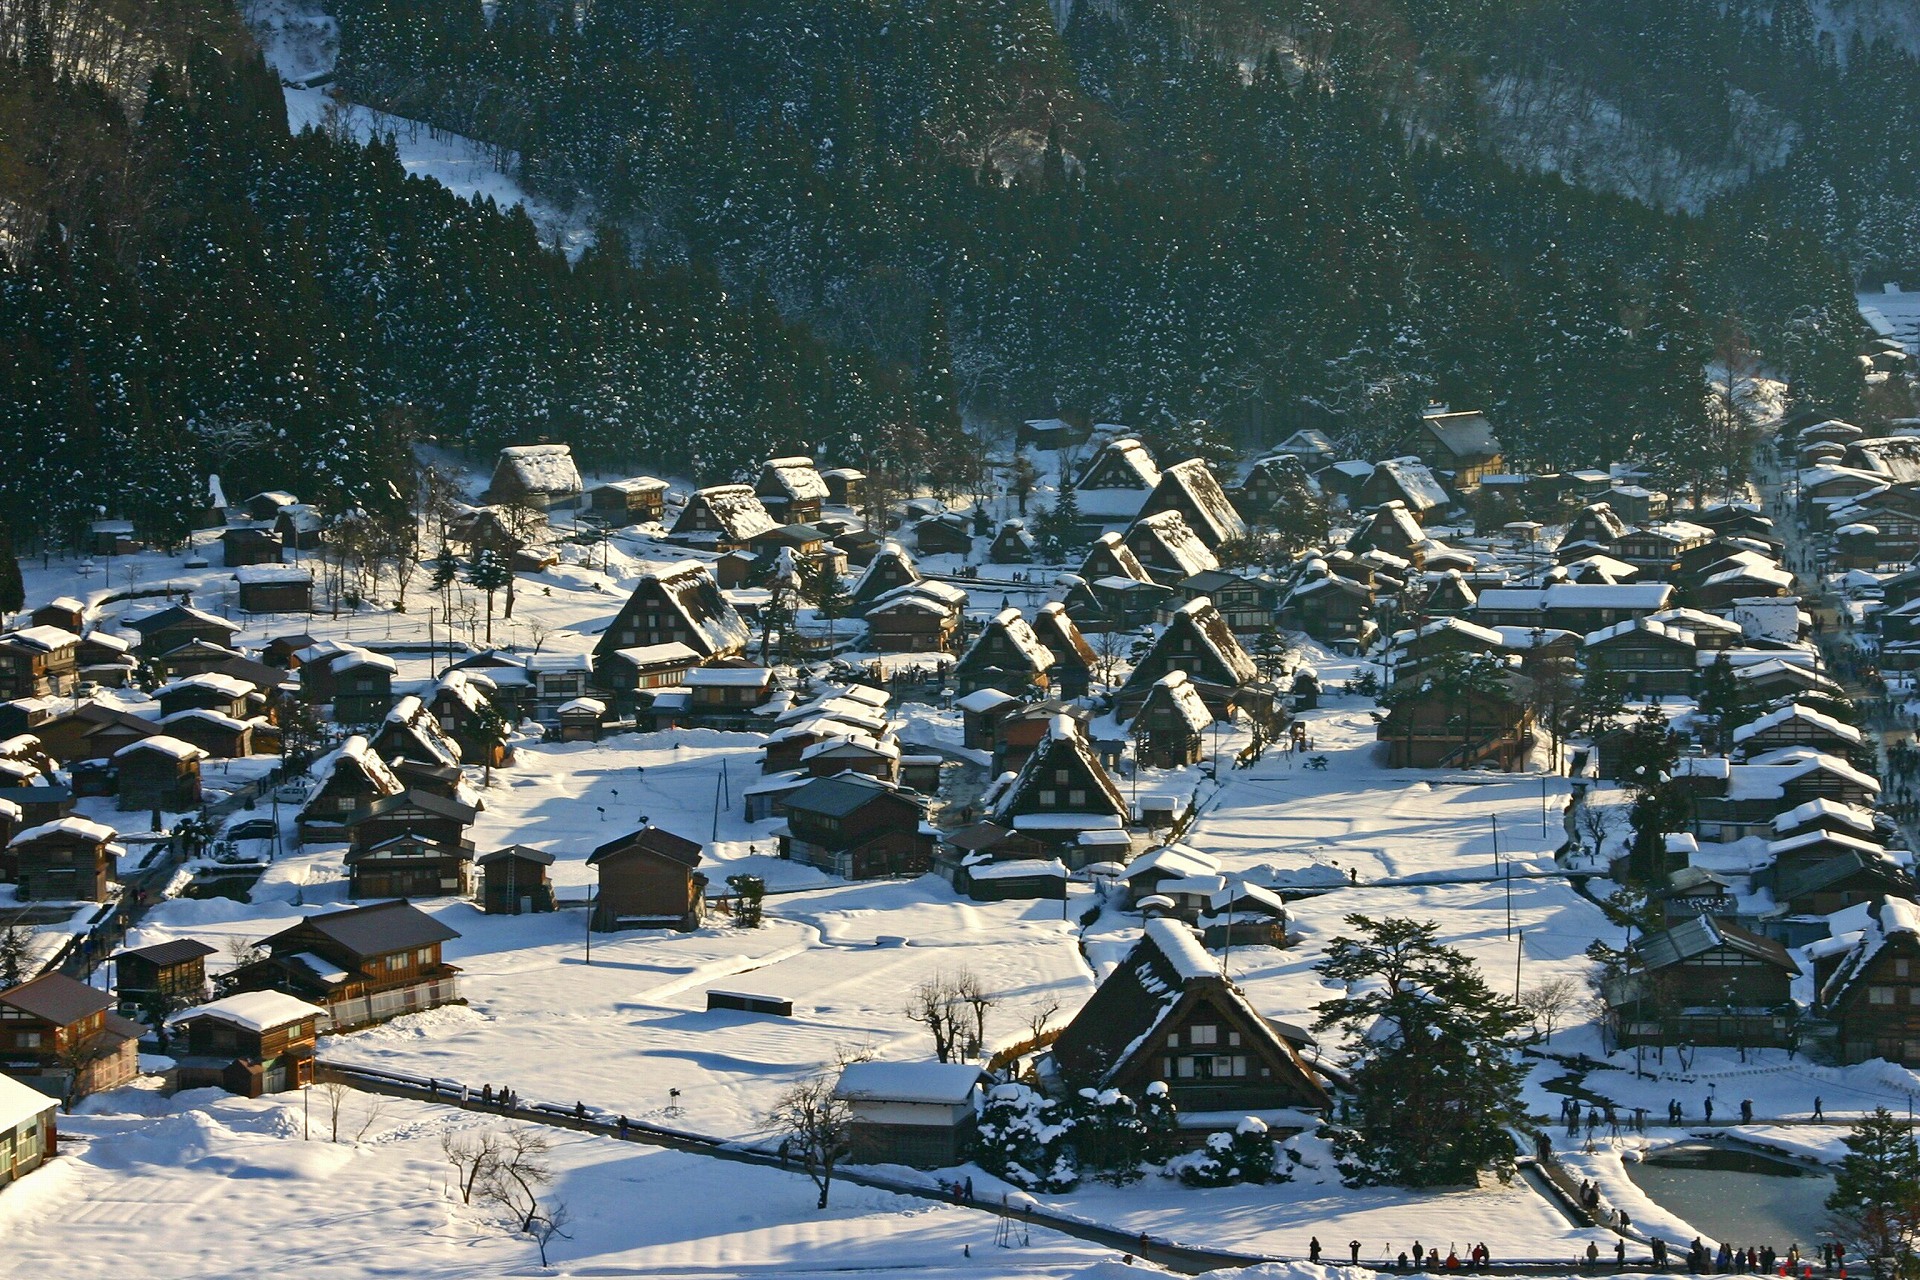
[0,1089,1117,1278]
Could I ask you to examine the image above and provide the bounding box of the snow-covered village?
[10,1,1920,1279]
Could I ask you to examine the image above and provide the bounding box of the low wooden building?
[1131,672,1212,768]
[0,626,81,701]
[588,825,707,932]
[125,603,237,661]
[779,772,935,880]
[478,846,556,915]
[0,1074,57,1188]
[227,900,462,1031]
[167,991,324,1096]
[346,831,474,900]
[756,456,830,525]
[7,816,120,901]
[298,736,403,844]
[953,607,1055,697]
[1821,898,1920,1065]
[114,735,206,811]
[220,526,284,567]
[1375,669,1533,770]
[1604,915,1799,1049]
[0,971,143,1098]
[834,1061,987,1168]
[588,477,669,523]
[233,565,313,614]
[113,938,216,1018]
[484,443,583,510]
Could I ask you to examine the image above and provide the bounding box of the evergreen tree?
[1826,1108,1920,1270]
[0,522,23,619]
[466,548,513,645]
[1313,915,1530,1187]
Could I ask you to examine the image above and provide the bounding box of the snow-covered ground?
[0,1088,1116,1278]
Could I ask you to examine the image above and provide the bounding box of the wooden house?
[1763,850,1913,917]
[1079,532,1153,587]
[126,603,238,661]
[668,484,779,551]
[593,563,751,689]
[1820,899,1920,1065]
[1387,617,1504,676]
[1279,561,1376,650]
[1116,597,1260,721]
[28,598,84,634]
[167,991,325,1096]
[683,665,777,730]
[1376,671,1533,770]
[1471,583,1673,633]
[113,938,216,1018]
[229,900,461,1031]
[1230,454,1311,524]
[952,608,1055,697]
[1734,658,1844,704]
[347,788,477,855]
[346,831,474,900]
[834,1061,988,1168]
[0,627,80,700]
[221,526,284,568]
[1173,569,1274,635]
[988,520,1037,564]
[778,772,934,880]
[371,695,463,768]
[1124,510,1220,586]
[1344,502,1427,565]
[863,582,966,653]
[1138,459,1246,550]
[588,825,707,931]
[155,672,255,720]
[1132,672,1212,768]
[326,649,400,725]
[1018,418,1087,449]
[1682,748,1881,841]
[1360,458,1449,523]
[244,491,298,523]
[7,816,120,901]
[113,736,206,811]
[556,696,607,742]
[987,700,1089,774]
[850,544,923,613]
[1730,704,1862,761]
[159,709,253,759]
[484,443,583,510]
[233,565,313,614]
[1049,919,1328,1124]
[1604,485,1669,526]
[0,971,142,1097]
[1399,407,1503,490]
[588,477,669,523]
[1604,915,1799,1049]
[913,513,973,556]
[1201,882,1289,950]
[990,714,1129,860]
[1582,617,1699,696]
[822,467,865,507]
[298,736,403,843]
[1071,437,1161,525]
[955,855,1069,903]
[756,456,830,525]
[956,688,1017,751]
[0,1075,57,1188]
[478,846,556,915]
[1031,602,1097,698]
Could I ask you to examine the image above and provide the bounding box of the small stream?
[1626,1143,1836,1247]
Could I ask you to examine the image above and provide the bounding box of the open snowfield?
[0,1089,1118,1279]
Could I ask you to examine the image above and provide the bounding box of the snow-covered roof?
[1141,671,1212,734]
[169,990,327,1033]
[834,1061,983,1105]
[333,647,399,675]
[1,625,79,652]
[1583,617,1697,649]
[305,735,402,807]
[955,688,1016,714]
[1373,457,1449,511]
[290,952,350,985]
[1143,917,1220,982]
[614,642,703,670]
[156,673,256,701]
[761,456,830,503]
[684,667,774,688]
[1775,798,1878,835]
[1127,510,1220,579]
[161,708,250,733]
[1076,437,1161,491]
[0,1073,55,1133]
[966,857,1068,881]
[1152,459,1246,545]
[494,443,583,496]
[1125,842,1221,880]
[115,734,207,762]
[232,565,313,586]
[645,562,754,656]
[10,815,118,846]
[1731,704,1861,747]
[682,484,778,541]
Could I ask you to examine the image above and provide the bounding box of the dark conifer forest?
[0,0,1912,548]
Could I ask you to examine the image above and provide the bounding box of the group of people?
[1316,1238,1493,1270]
[1680,1238,1841,1275]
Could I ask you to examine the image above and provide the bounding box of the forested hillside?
[325,0,1866,455]
[0,0,1890,553]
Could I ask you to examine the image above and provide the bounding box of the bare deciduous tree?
[1519,977,1583,1044]
[320,1080,351,1142]
[1025,997,1063,1044]
[481,1128,556,1233]
[444,1130,503,1204]
[905,970,996,1062]
[527,1200,572,1266]
[766,1072,854,1210]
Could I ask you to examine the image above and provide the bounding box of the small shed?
[834,1061,986,1168]
[113,937,217,1017]
[221,526,284,568]
[233,565,313,614]
[556,696,608,743]
[113,735,206,810]
[478,845,557,915]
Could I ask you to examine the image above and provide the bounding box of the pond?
[1625,1143,1837,1248]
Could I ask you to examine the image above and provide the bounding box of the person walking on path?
[1351,1240,1363,1265]
[1741,1098,1754,1125]
[1813,1096,1825,1121]
[1310,1237,1322,1263]
[1704,1096,1715,1123]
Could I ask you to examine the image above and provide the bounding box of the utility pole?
[1492,814,1510,938]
